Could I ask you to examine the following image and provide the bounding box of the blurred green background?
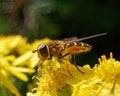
[0,0,120,64]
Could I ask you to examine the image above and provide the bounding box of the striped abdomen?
[62,41,92,55]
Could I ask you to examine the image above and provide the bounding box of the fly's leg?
[65,61,73,76]
[73,54,85,74]
[58,53,73,76]
[48,54,52,60]
[38,61,44,66]
[58,53,70,58]
[59,53,85,74]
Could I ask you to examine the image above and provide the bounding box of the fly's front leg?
[48,54,52,60]
[58,53,70,58]
[58,53,73,76]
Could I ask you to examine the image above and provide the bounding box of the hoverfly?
[33,33,107,74]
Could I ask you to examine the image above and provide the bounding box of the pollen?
[95,53,120,81]
[33,61,71,96]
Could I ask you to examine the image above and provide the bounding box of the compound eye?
[37,44,49,60]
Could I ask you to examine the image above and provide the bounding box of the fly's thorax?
[48,42,65,57]
[62,41,92,55]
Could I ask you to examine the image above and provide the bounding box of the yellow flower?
[27,57,93,96]
[28,52,120,96]
[32,59,72,96]
[93,53,120,96]
[0,55,34,96]
[73,53,120,96]
[0,35,51,96]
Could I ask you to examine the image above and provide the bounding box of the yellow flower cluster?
[0,35,50,96]
[27,53,120,96]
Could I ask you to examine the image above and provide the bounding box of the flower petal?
[0,71,21,96]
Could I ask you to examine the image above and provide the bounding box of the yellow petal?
[7,66,35,82]
[0,71,21,96]
[9,35,23,48]
[9,67,35,73]
[13,52,33,66]
[12,71,28,82]
[29,54,40,68]
[27,92,36,96]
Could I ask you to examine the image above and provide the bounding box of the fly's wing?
[63,33,107,42]
[46,32,106,51]
[47,37,78,48]
[71,33,107,42]
[52,37,79,53]
[47,40,62,48]
[47,40,65,54]
[61,37,79,46]
[51,37,79,48]
[62,37,78,42]
[47,40,65,57]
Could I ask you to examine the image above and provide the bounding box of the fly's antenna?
[76,33,107,41]
[32,49,37,53]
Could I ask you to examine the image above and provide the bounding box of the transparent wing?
[63,33,107,42]
[62,37,78,42]
[47,32,106,49]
